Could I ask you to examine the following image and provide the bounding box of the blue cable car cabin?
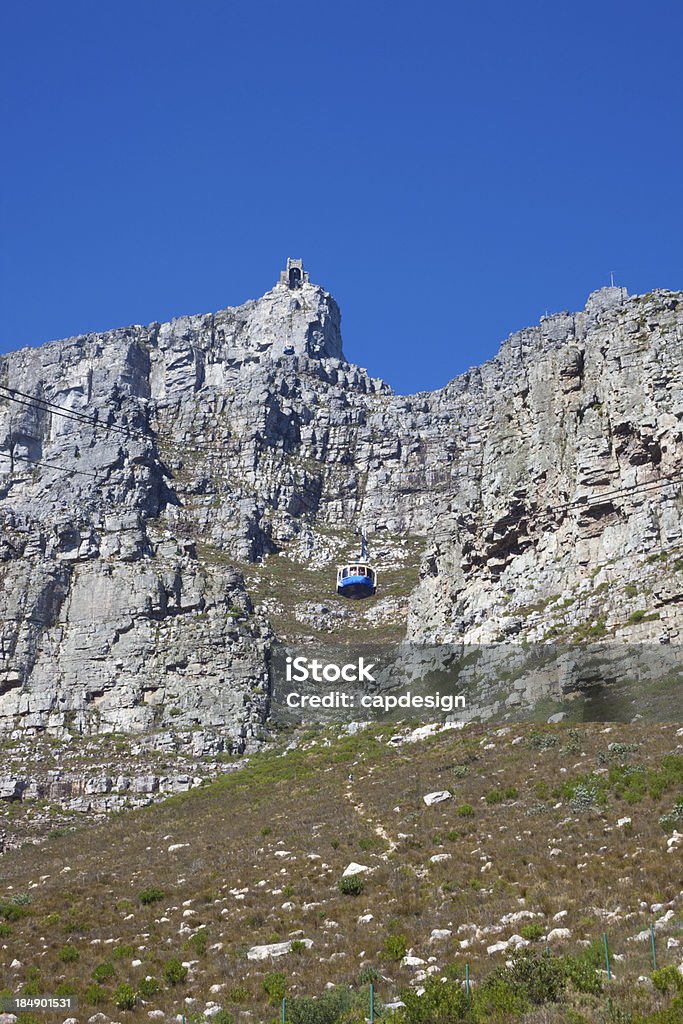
[336,562,377,599]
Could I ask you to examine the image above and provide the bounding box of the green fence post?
[650,923,657,971]
[369,982,374,1023]
[603,931,612,980]
[281,996,286,1023]
[465,963,471,1005]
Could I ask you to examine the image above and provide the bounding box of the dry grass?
[0,721,682,1022]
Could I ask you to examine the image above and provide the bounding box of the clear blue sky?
[1,1,682,394]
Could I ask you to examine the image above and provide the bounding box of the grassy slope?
[1,720,682,1022]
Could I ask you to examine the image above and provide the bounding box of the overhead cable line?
[0,450,101,479]
[0,384,231,457]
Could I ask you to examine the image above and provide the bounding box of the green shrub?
[263,971,287,1004]
[528,732,559,750]
[138,887,165,905]
[113,984,137,1010]
[91,962,115,982]
[0,923,11,938]
[627,609,648,624]
[290,940,306,955]
[485,789,504,805]
[503,785,519,799]
[383,933,408,961]
[457,803,474,817]
[501,950,565,1005]
[137,977,160,998]
[188,927,208,955]
[83,984,107,1005]
[473,975,530,1020]
[358,965,380,984]
[652,965,683,994]
[401,976,468,1023]
[520,922,545,941]
[54,982,77,997]
[660,800,683,829]
[338,874,365,896]
[226,984,249,1003]
[209,1012,235,1024]
[650,755,683,800]
[57,944,80,963]
[569,783,599,813]
[163,958,188,985]
[285,987,368,1024]
[562,946,604,996]
[0,900,28,921]
[112,943,135,960]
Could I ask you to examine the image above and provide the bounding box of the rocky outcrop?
[1,265,682,737]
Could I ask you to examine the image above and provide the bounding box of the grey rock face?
[1,266,682,738]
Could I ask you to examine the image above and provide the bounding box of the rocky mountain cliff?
[1,264,682,742]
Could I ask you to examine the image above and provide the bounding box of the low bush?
[113,983,137,1010]
[162,957,187,985]
[358,965,380,984]
[91,962,115,983]
[263,971,287,1004]
[137,977,160,998]
[111,943,135,960]
[0,900,28,922]
[285,986,369,1024]
[383,934,408,961]
[209,1012,235,1024]
[187,927,208,955]
[338,875,365,896]
[485,789,505,805]
[562,943,603,996]
[226,984,249,1003]
[473,975,530,1021]
[501,949,566,1005]
[138,887,165,905]
[652,965,683,994]
[401,975,468,1023]
[57,944,80,963]
[83,984,107,1006]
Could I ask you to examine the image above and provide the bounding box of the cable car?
[336,562,377,599]
[283,345,295,355]
[336,529,377,599]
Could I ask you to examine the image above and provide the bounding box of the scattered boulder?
[246,939,313,960]
[423,791,452,806]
